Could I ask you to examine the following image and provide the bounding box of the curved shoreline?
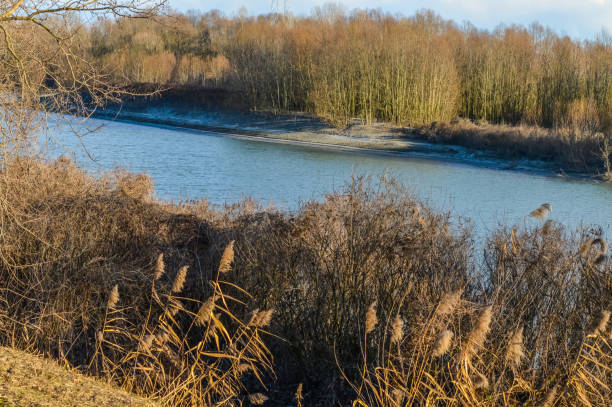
[91,110,605,184]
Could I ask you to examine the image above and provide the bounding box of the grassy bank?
[0,158,610,405]
[0,346,157,407]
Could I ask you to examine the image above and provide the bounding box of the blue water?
[46,117,611,238]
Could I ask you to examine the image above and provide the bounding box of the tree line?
[85,8,612,132]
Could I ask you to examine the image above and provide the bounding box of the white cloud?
[170,0,612,39]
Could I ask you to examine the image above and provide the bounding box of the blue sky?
[170,1,612,40]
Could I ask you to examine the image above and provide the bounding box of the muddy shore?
[92,102,602,182]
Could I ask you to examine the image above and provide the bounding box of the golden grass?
[349,297,611,406]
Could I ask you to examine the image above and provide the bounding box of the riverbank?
[93,101,610,182]
[0,347,157,407]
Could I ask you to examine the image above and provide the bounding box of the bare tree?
[0,1,165,160]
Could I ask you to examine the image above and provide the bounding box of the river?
[47,117,611,238]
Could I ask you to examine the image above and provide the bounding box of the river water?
[47,117,611,237]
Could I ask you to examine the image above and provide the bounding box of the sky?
[170,0,612,40]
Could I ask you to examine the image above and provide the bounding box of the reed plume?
[258,309,274,328]
[473,371,489,389]
[154,253,165,280]
[529,203,552,220]
[365,301,378,334]
[195,295,217,326]
[248,393,269,405]
[542,219,553,235]
[107,284,119,309]
[461,305,492,364]
[592,310,610,336]
[169,298,181,317]
[437,289,463,316]
[390,315,404,344]
[579,238,595,257]
[218,240,235,274]
[172,265,188,293]
[237,363,251,374]
[392,389,405,405]
[542,385,558,407]
[433,329,454,357]
[249,309,274,328]
[506,327,524,367]
[139,334,154,351]
[155,331,169,345]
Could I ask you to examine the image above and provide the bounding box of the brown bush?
[349,220,611,406]
[0,159,609,405]
[0,158,273,405]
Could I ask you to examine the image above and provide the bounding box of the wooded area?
[84,8,612,132]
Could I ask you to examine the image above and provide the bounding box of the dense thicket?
[0,159,610,405]
[85,8,612,132]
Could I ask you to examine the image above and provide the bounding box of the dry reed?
[248,393,269,405]
[506,327,524,367]
[195,295,217,326]
[390,315,404,344]
[107,285,120,309]
[154,253,165,280]
[580,238,595,257]
[365,301,378,335]
[461,305,492,365]
[433,330,454,357]
[218,240,235,274]
[592,310,611,336]
[1,160,610,405]
[542,386,559,407]
[528,203,552,220]
[249,309,274,328]
[473,371,489,389]
[171,266,188,293]
[437,289,463,316]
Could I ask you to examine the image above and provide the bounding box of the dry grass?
[0,158,273,406]
[347,206,611,407]
[417,119,612,176]
[0,158,610,405]
[0,346,158,407]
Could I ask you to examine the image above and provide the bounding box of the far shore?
[91,106,607,183]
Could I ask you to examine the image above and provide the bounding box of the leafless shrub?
[0,161,610,405]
